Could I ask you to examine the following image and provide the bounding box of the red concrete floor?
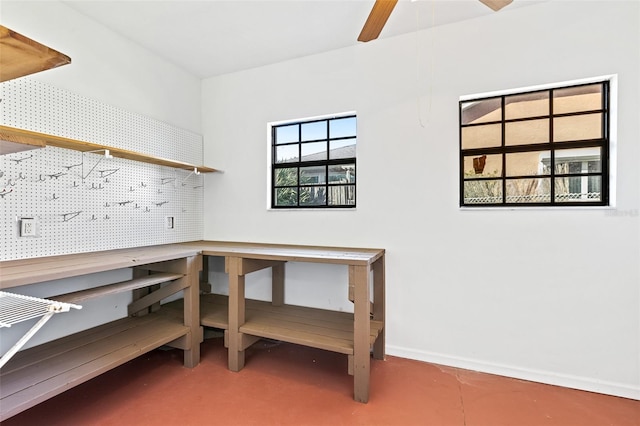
[2,335,638,426]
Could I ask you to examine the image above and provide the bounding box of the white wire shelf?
[0,291,81,368]
[0,291,81,327]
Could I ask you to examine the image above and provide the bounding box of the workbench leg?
[272,262,285,306]
[373,255,385,360]
[352,264,371,403]
[183,254,202,368]
[227,256,246,371]
[131,268,151,316]
[200,254,212,294]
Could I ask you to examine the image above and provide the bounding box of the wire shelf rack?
[0,291,81,368]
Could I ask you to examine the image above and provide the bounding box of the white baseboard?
[386,345,640,401]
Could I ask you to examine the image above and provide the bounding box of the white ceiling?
[62,0,545,78]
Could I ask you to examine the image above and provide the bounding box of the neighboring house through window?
[271,114,356,208]
[459,78,611,206]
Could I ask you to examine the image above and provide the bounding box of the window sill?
[267,208,357,212]
[459,205,622,213]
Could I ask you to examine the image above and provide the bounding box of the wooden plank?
[372,256,386,360]
[131,269,152,317]
[199,294,356,328]
[181,255,202,367]
[240,323,353,354]
[181,241,384,266]
[52,272,183,303]
[237,259,285,276]
[127,278,187,315]
[1,345,137,421]
[200,254,211,293]
[352,264,371,403]
[199,297,229,329]
[0,125,217,174]
[246,303,355,327]
[242,297,353,322]
[0,313,187,420]
[2,328,188,422]
[0,25,71,83]
[348,266,355,302]
[0,135,44,155]
[1,242,383,288]
[137,258,187,274]
[164,334,190,350]
[240,316,382,354]
[272,262,285,306]
[0,244,201,288]
[240,321,354,354]
[136,258,189,315]
[1,317,184,397]
[348,267,374,315]
[0,314,163,374]
[243,303,358,331]
[227,257,246,371]
[195,294,383,354]
[243,311,355,342]
[223,331,261,351]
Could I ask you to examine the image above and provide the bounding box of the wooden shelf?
[0,125,218,173]
[0,25,71,155]
[52,272,184,304]
[0,25,71,83]
[0,26,215,171]
[183,294,383,355]
[0,311,189,421]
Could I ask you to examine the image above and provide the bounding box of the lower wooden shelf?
[180,294,383,355]
[0,310,188,421]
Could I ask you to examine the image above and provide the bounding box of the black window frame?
[271,114,357,209]
[459,80,610,207]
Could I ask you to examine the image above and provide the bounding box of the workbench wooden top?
[0,241,384,289]
[0,244,201,289]
[180,241,385,266]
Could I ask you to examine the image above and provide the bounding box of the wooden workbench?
[180,241,386,403]
[0,240,385,419]
[0,245,203,421]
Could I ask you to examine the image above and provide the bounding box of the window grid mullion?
[602,81,610,205]
[501,96,506,204]
[549,88,556,204]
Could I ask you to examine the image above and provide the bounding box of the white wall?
[1,1,201,132]
[0,1,203,351]
[201,1,639,399]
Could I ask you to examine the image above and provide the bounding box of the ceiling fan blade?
[479,0,514,11]
[358,0,398,43]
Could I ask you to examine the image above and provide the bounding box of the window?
[460,80,610,206]
[271,114,356,208]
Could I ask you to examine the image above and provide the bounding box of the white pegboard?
[0,78,204,261]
